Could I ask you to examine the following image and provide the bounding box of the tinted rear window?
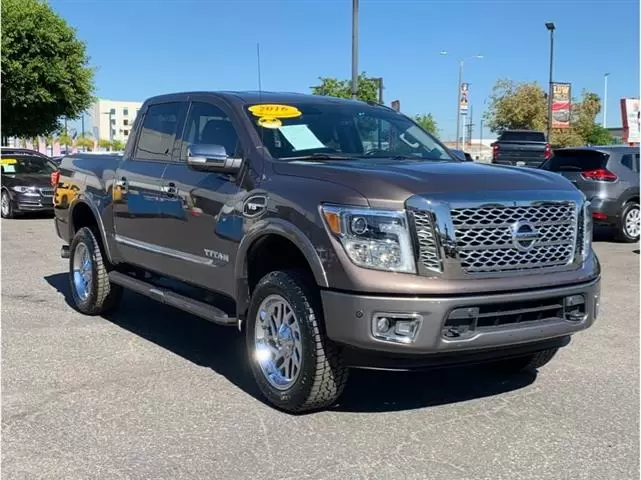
[542,150,609,172]
[499,131,546,142]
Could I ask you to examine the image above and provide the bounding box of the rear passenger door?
[155,98,245,297]
[617,151,640,202]
[112,101,187,269]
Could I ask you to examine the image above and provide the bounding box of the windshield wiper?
[283,153,355,161]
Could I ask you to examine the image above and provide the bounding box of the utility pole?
[456,61,463,149]
[603,73,610,128]
[545,22,556,142]
[351,0,359,99]
[466,105,474,147]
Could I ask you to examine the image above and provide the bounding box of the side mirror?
[187,144,242,174]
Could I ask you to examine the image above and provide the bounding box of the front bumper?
[321,277,600,359]
[12,193,53,212]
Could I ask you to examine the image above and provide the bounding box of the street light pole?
[442,52,482,149]
[351,0,359,99]
[545,22,556,142]
[456,60,464,149]
[603,73,610,128]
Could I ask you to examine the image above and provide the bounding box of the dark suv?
[540,146,639,242]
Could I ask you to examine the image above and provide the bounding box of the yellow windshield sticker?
[0,158,17,165]
[257,117,282,129]
[248,104,301,119]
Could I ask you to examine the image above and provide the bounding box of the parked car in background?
[540,145,640,242]
[1,149,57,218]
[450,149,473,161]
[491,130,551,168]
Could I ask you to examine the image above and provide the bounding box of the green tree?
[1,0,95,141]
[311,73,381,103]
[414,113,439,136]
[76,134,93,151]
[484,79,548,134]
[111,139,125,151]
[484,79,611,147]
[98,138,113,150]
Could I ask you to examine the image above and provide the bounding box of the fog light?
[376,317,390,333]
[564,294,585,307]
[372,313,422,344]
[564,294,587,321]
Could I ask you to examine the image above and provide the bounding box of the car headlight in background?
[321,204,416,273]
[11,186,38,195]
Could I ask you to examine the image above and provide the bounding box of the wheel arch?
[68,197,115,263]
[234,219,329,317]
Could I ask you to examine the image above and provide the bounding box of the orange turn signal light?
[323,210,342,235]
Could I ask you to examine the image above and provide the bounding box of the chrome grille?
[412,211,442,272]
[39,187,54,196]
[451,203,577,273]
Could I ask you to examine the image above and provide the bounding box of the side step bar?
[108,271,236,326]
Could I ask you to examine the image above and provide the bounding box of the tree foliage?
[311,73,381,103]
[484,78,613,147]
[1,0,95,139]
[111,139,125,151]
[414,113,439,136]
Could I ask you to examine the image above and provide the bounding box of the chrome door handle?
[161,182,177,196]
[115,177,128,191]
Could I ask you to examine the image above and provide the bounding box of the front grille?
[412,211,441,272]
[451,203,577,274]
[39,188,54,196]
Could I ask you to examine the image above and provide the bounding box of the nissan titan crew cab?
[53,92,601,413]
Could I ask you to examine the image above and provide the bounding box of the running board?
[108,271,236,326]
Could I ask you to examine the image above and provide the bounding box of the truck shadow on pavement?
[45,272,536,414]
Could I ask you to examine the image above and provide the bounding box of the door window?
[134,102,182,161]
[183,102,239,158]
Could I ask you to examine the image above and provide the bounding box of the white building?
[91,99,143,144]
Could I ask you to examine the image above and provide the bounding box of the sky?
[51,0,640,140]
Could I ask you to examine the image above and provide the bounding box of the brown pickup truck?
[53,91,600,412]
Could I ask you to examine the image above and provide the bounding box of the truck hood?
[272,159,573,209]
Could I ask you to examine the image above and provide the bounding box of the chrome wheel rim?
[254,295,303,390]
[1,193,9,217]
[625,207,640,238]
[72,243,92,301]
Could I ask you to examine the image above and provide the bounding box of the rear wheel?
[69,227,123,315]
[617,202,640,243]
[246,270,348,413]
[490,348,559,374]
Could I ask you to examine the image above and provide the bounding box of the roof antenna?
[256,42,262,99]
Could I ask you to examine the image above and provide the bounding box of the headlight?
[11,186,37,194]
[321,204,416,273]
[582,200,592,262]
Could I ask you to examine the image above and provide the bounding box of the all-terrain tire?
[69,227,123,315]
[490,348,559,374]
[246,270,348,413]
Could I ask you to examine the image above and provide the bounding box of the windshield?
[1,155,57,175]
[244,101,455,162]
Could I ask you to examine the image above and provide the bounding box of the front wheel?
[246,270,348,413]
[69,227,123,315]
[1,190,14,219]
[617,202,640,243]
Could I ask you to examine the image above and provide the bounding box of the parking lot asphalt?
[2,217,639,480]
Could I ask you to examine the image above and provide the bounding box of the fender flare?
[234,218,329,313]
[68,196,115,264]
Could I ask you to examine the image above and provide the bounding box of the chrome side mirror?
[187,144,242,173]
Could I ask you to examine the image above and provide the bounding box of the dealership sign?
[621,98,640,144]
[551,82,571,129]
